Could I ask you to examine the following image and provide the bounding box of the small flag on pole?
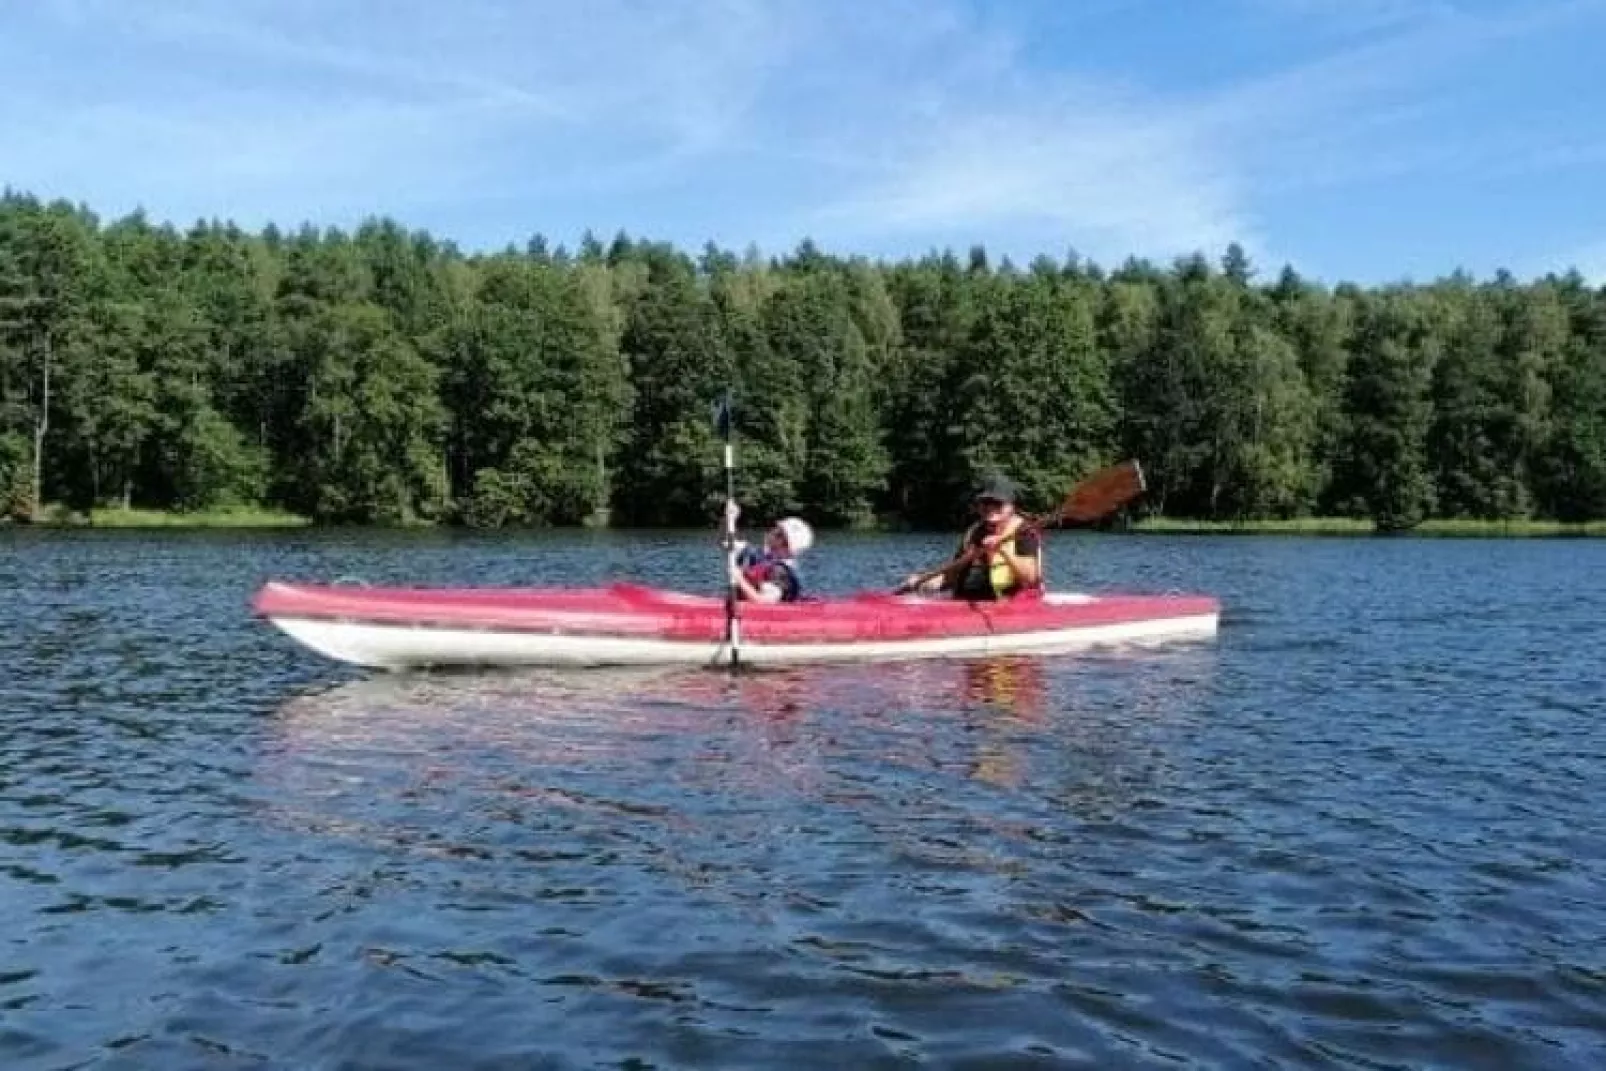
[712,393,734,440]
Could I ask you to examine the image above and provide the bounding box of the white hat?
[774,516,813,555]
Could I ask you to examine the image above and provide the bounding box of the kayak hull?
[253,581,1220,670]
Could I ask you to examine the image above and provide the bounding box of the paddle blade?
[1054,459,1146,524]
[712,393,734,440]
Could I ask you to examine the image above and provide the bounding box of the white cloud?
[758,0,1606,267]
[0,0,796,229]
[808,102,1254,265]
[737,0,1265,264]
[1186,1,1595,155]
[0,0,1600,271]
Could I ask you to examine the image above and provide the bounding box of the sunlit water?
[2,528,1603,1069]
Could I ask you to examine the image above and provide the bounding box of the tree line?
[2,190,1603,531]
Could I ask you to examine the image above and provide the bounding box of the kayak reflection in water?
[900,473,1044,600]
[963,656,1048,721]
[723,499,814,604]
[964,656,1049,788]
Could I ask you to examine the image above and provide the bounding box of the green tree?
[1500,281,1565,513]
[764,272,887,524]
[0,198,98,519]
[1212,259,1320,519]
[712,263,801,519]
[1334,293,1438,530]
[614,251,728,525]
[1220,318,1318,518]
[181,221,281,455]
[445,259,626,526]
[948,271,1114,513]
[3,181,1605,531]
[1427,281,1522,518]
[63,296,154,508]
[882,254,975,524]
[140,286,265,510]
[294,302,445,523]
[1535,278,1606,520]
[1271,268,1353,513]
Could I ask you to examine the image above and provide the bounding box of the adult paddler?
[899,473,1043,600]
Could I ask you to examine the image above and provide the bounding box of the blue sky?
[2,0,1604,284]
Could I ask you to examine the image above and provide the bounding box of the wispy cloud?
[792,0,1600,267]
[1186,1,1600,165]
[808,100,1253,265]
[0,0,793,227]
[0,0,1602,276]
[740,0,1267,264]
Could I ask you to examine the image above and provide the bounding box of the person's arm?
[901,533,975,594]
[932,556,967,592]
[996,528,1042,588]
[722,499,746,550]
[728,559,783,602]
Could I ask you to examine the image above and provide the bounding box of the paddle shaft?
[720,397,742,668]
[901,515,1048,593]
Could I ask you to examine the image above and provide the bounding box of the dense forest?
[2,190,1603,530]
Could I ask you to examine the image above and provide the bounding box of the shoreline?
[15,507,314,529]
[1130,517,1606,538]
[9,507,1605,538]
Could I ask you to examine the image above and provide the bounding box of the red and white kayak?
[253,581,1220,670]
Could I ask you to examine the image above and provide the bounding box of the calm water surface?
[1,528,1603,1069]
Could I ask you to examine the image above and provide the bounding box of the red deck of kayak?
[253,582,1220,645]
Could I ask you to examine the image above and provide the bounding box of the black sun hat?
[972,472,1018,504]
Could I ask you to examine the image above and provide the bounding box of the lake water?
[2,528,1603,1069]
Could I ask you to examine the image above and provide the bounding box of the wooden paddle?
[895,459,1146,594]
[1052,458,1147,526]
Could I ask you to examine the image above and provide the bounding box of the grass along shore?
[9,505,1603,536]
[1132,516,1606,537]
[25,504,312,528]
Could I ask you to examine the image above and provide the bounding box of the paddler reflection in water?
[723,500,814,603]
[900,473,1043,600]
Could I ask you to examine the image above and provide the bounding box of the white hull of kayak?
[266,609,1220,671]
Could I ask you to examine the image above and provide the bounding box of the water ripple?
[2,531,1604,1068]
